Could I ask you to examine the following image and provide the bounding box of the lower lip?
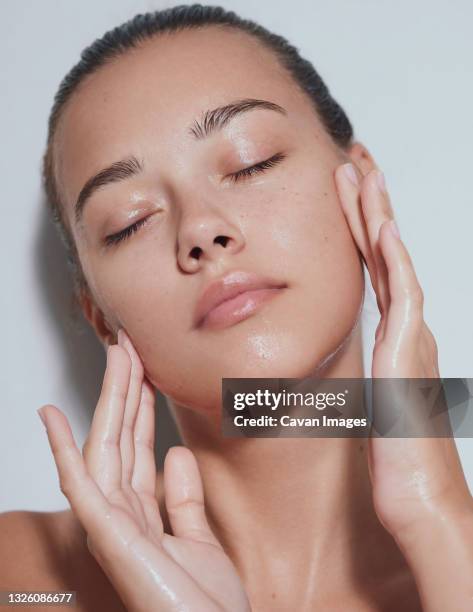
[199,287,285,330]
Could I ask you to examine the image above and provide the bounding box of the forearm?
[394,503,473,612]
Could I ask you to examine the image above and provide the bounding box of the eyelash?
[227,152,287,183]
[104,152,286,247]
[104,216,151,248]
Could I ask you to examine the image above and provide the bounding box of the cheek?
[279,185,363,323]
[88,269,191,402]
[251,182,361,288]
[82,249,185,368]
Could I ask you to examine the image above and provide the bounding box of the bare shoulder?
[0,509,71,588]
[0,475,169,610]
[0,509,125,611]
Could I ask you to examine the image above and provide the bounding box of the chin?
[209,317,346,381]
[222,332,337,379]
[153,291,361,414]
[165,340,342,417]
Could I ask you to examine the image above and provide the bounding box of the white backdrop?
[2,0,472,512]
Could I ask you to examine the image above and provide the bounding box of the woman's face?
[54,27,365,413]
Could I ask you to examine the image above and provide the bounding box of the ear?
[78,289,116,350]
[345,141,379,177]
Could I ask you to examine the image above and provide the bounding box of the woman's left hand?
[334,162,473,609]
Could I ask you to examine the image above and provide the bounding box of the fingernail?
[376,170,387,193]
[343,163,359,186]
[37,407,47,428]
[117,328,123,346]
[389,219,401,239]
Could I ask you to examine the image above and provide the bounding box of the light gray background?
[2,0,472,512]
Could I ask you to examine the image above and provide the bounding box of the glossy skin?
[54,27,364,413]
[32,25,473,611]
[336,165,473,612]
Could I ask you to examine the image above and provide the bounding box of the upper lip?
[193,269,287,328]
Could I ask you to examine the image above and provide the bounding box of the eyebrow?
[73,97,287,226]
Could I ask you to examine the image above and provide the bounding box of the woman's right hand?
[37,329,250,612]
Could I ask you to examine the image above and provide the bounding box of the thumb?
[163,446,221,547]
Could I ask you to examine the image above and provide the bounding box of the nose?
[177,209,245,272]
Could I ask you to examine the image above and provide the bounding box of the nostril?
[190,246,202,259]
[215,235,230,247]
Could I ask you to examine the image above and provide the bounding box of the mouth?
[199,286,286,330]
[194,270,287,331]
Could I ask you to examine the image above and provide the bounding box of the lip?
[194,270,287,330]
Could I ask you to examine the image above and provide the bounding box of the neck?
[168,323,409,607]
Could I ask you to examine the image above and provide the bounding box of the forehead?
[53,26,318,215]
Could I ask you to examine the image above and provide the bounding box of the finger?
[359,168,396,317]
[131,377,164,540]
[83,344,131,496]
[164,447,221,548]
[378,219,425,352]
[38,404,113,542]
[131,377,158,496]
[117,329,144,486]
[39,406,202,610]
[112,331,150,531]
[335,164,383,313]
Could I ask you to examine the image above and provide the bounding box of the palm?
[39,332,250,612]
[335,162,468,539]
[85,489,247,611]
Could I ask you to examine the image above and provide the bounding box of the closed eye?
[228,152,287,183]
[104,215,151,248]
[103,152,287,248]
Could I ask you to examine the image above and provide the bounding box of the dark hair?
[42,3,354,304]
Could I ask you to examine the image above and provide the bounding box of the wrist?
[390,498,473,611]
[394,495,473,559]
